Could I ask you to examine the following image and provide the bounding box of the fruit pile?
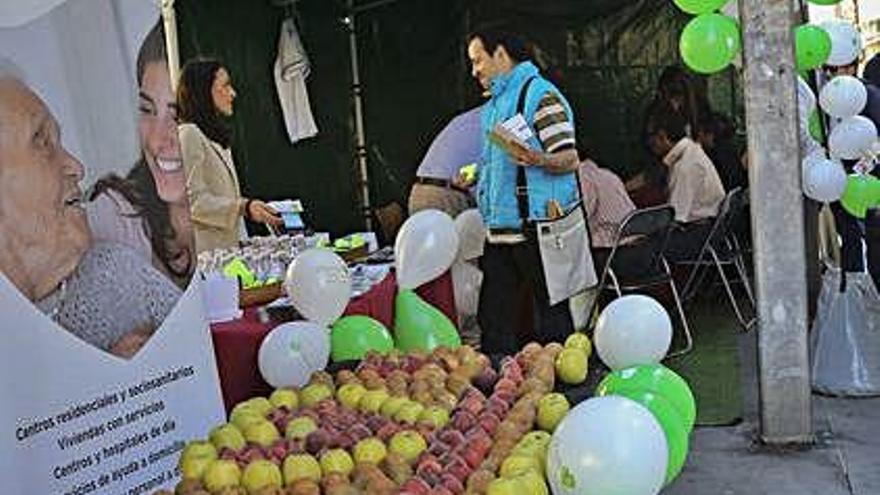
[158,336,593,495]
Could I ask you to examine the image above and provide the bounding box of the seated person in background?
[696,111,746,192]
[0,72,181,358]
[408,105,482,218]
[647,113,725,261]
[577,158,636,269]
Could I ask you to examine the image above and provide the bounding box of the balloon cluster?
[546,295,695,494]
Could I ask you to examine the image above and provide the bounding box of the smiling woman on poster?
[0,69,181,358]
[177,59,282,253]
[88,21,195,289]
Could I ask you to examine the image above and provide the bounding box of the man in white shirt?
[647,113,725,261]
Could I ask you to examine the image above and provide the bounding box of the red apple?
[400,477,432,495]
[446,456,472,483]
[416,455,443,478]
[438,430,466,448]
[450,410,477,432]
[440,473,465,494]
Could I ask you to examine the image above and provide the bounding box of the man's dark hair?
[177,58,232,148]
[650,112,689,142]
[468,27,532,63]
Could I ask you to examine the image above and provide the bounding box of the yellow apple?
[537,393,570,432]
[300,384,332,408]
[243,397,273,417]
[379,396,409,418]
[320,449,355,476]
[202,459,241,492]
[564,332,592,357]
[353,437,388,464]
[514,470,549,495]
[269,388,299,410]
[486,476,526,495]
[358,388,390,414]
[179,456,213,480]
[285,416,318,440]
[336,383,367,410]
[555,348,588,385]
[499,455,543,478]
[209,423,246,452]
[180,441,218,462]
[282,454,322,484]
[241,459,283,493]
[388,430,427,464]
[393,401,425,425]
[418,406,450,428]
[244,420,280,448]
[230,407,266,432]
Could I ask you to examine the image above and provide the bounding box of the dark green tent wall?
[175,0,742,237]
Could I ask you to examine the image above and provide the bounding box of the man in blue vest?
[460,28,581,355]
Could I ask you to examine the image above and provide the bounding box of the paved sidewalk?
[665,331,880,495]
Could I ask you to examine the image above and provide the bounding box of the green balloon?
[672,0,729,15]
[840,175,880,219]
[330,315,394,362]
[808,109,825,142]
[394,289,461,352]
[807,0,841,4]
[795,24,832,71]
[608,390,689,485]
[680,13,741,74]
[597,364,697,433]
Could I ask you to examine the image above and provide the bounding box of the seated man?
[0,70,181,358]
[408,105,481,218]
[577,158,636,268]
[647,112,725,261]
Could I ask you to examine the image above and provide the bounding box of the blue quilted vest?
[477,61,579,230]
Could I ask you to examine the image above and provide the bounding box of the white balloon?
[451,261,482,317]
[284,249,351,326]
[829,116,878,161]
[802,153,847,203]
[454,209,486,262]
[258,321,330,388]
[819,76,867,119]
[797,75,817,116]
[547,396,668,495]
[595,295,672,370]
[821,20,862,67]
[395,209,460,289]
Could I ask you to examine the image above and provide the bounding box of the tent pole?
[345,0,373,231]
[739,0,812,444]
[161,0,180,93]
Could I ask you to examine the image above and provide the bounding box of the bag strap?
[516,77,537,226]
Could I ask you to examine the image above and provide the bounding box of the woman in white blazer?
[177,59,282,253]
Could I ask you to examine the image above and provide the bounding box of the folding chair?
[589,205,693,356]
[676,187,756,330]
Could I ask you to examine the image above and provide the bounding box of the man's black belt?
[416,176,469,194]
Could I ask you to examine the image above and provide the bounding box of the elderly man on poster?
[0,69,180,358]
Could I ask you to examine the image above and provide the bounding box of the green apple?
[180,441,218,462]
[353,437,388,464]
[486,476,526,495]
[358,388,390,414]
[269,388,299,410]
[388,430,427,464]
[379,396,409,418]
[515,469,549,495]
[285,416,318,440]
[513,431,552,465]
[499,454,543,478]
[230,407,266,432]
[209,423,246,452]
[300,384,332,408]
[555,348,588,385]
[336,383,367,410]
[243,397,273,417]
[393,401,425,425]
[202,459,241,492]
[564,332,592,357]
[537,393,570,433]
[418,406,450,428]
[179,455,213,480]
[241,459,283,493]
[282,454,322,484]
[244,420,280,448]
[320,448,355,476]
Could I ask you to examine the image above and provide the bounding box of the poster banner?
[0,0,225,493]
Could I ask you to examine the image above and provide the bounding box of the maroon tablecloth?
[210,271,456,411]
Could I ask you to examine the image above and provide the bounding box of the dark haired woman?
[177,59,281,253]
[88,22,194,288]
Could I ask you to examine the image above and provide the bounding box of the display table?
[210,271,457,410]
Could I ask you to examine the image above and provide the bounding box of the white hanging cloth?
[274,17,318,144]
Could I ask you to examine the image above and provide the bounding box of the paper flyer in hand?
[0,2,224,493]
[488,113,535,159]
